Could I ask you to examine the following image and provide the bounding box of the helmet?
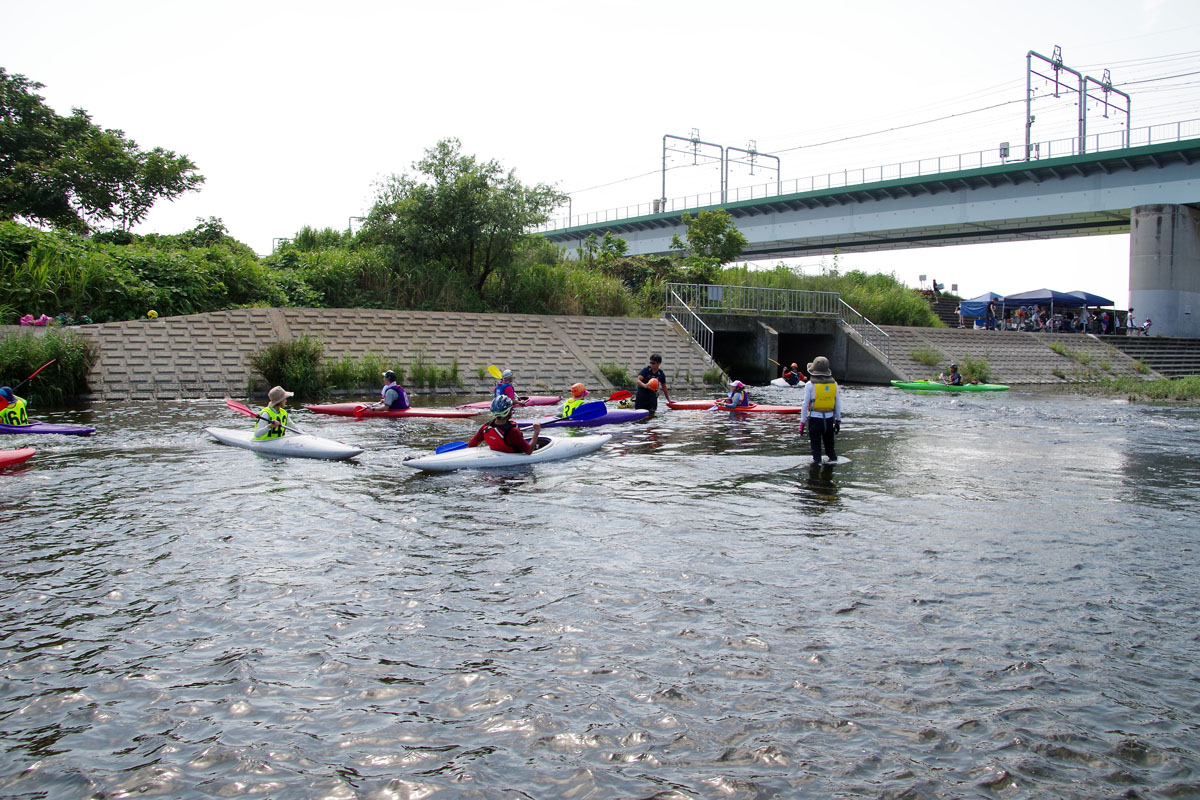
[489,395,514,417]
[0,387,12,402]
[790,363,798,370]
[647,377,660,391]
[382,370,396,381]
[731,380,745,389]
[949,363,958,370]
[501,369,513,380]
[570,383,588,398]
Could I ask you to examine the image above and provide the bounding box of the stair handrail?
[665,287,715,362]
[837,299,891,364]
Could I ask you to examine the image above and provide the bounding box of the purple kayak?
[516,408,649,429]
[456,395,561,409]
[0,420,95,436]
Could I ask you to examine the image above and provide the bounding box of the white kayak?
[770,377,805,388]
[205,427,363,461]
[402,434,610,472]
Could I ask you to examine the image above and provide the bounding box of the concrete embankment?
[57,308,721,401]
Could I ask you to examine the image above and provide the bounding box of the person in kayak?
[798,356,841,464]
[494,369,519,403]
[362,370,410,411]
[468,395,541,454]
[635,354,670,413]
[253,386,294,440]
[726,380,750,407]
[939,363,963,386]
[0,387,29,425]
[782,363,805,386]
[560,383,590,418]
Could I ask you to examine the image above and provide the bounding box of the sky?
[4,0,1200,309]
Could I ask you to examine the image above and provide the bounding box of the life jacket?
[253,405,288,440]
[493,383,515,399]
[561,397,586,417]
[783,371,801,386]
[810,382,837,412]
[381,382,407,410]
[482,421,517,452]
[727,389,749,407]
[0,397,28,425]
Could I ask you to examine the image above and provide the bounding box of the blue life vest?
[494,383,514,399]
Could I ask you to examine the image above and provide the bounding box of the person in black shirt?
[634,354,670,412]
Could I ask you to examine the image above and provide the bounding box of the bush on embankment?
[1088,375,1200,402]
[0,330,97,404]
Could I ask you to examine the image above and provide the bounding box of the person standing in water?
[798,356,841,464]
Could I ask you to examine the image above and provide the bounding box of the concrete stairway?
[1101,335,1200,377]
[880,326,1162,385]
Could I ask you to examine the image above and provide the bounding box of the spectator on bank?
[1126,308,1138,334]
[1142,318,1152,336]
[955,303,964,328]
[986,300,997,331]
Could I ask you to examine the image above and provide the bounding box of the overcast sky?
[4,0,1199,308]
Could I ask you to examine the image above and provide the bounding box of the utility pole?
[1025,45,1131,159]
[725,140,781,200]
[662,131,724,209]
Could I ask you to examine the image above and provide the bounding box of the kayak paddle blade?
[607,390,632,402]
[435,441,468,454]
[487,365,503,380]
[568,401,608,421]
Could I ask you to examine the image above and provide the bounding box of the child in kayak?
[560,383,589,418]
[494,369,519,403]
[468,395,541,453]
[362,370,410,411]
[725,380,750,407]
[253,385,294,440]
[782,363,805,385]
[798,356,841,464]
[0,387,29,425]
[939,363,963,386]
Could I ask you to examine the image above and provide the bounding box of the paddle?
[768,358,782,366]
[562,400,608,421]
[0,359,56,411]
[607,390,632,402]
[224,398,307,435]
[436,440,468,454]
[488,365,503,380]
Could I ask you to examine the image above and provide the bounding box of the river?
[2,385,1199,799]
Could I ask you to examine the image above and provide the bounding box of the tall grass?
[1092,375,1200,400]
[0,330,97,404]
[248,336,326,400]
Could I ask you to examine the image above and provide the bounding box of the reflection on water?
[1,387,1199,798]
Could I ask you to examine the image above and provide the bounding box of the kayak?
[890,380,1010,392]
[303,403,479,419]
[0,448,35,469]
[515,409,649,428]
[455,395,561,409]
[717,402,804,414]
[770,377,805,388]
[205,427,364,460]
[0,420,95,436]
[402,434,611,472]
[667,400,720,410]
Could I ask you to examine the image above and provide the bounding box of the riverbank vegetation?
[1087,375,1200,401]
[0,329,96,404]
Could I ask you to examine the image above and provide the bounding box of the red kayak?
[303,403,479,419]
[455,395,561,409]
[667,400,804,414]
[0,448,35,469]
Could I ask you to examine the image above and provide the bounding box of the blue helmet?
[489,395,514,417]
[0,387,12,402]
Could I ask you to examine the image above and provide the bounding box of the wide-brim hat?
[267,385,294,404]
[806,356,832,376]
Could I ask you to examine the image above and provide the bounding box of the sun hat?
[731,380,745,389]
[382,370,396,381]
[570,383,588,398]
[489,395,514,418]
[806,356,832,376]
[267,386,294,405]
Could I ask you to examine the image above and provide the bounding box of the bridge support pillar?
[1130,204,1200,338]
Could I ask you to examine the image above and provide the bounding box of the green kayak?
[891,380,1010,392]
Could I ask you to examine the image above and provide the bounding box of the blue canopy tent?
[1067,290,1114,307]
[1000,289,1085,331]
[959,292,1002,318]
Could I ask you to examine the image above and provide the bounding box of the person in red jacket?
[467,395,541,453]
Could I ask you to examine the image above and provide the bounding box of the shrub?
[910,345,944,366]
[325,353,393,392]
[248,335,325,400]
[958,353,992,384]
[703,366,725,385]
[597,362,633,389]
[408,353,460,388]
[0,330,97,404]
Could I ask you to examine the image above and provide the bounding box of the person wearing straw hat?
[253,386,294,440]
[798,356,842,464]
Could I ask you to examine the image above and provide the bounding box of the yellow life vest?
[810,382,837,412]
[561,397,586,418]
[0,397,28,425]
[253,405,288,440]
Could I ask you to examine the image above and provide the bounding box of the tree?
[0,68,203,233]
[361,138,565,298]
[669,209,747,282]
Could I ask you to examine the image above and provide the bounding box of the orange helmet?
[570,383,588,398]
[647,377,660,391]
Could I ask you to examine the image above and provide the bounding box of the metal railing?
[664,283,891,364]
[665,287,714,362]
[538,117,1200,232]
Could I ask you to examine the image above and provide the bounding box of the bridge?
[542,120,1200,338]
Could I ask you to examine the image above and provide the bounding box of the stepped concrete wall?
[58,308,721,401]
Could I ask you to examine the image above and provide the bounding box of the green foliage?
[910,345,944,366]
[489,260,634,316]
[703,366,725,385]
[361,138,565,303]
[598,362,633,389]
[0,329,97,404]
[408,354,460,389]
[1134,358,1150,375]
[248,336,325,400]
[325,353,393,392]
[958,353,992,384]
[670,209,747,278]
[1093,375,1200,400]
[0,67,203,233]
